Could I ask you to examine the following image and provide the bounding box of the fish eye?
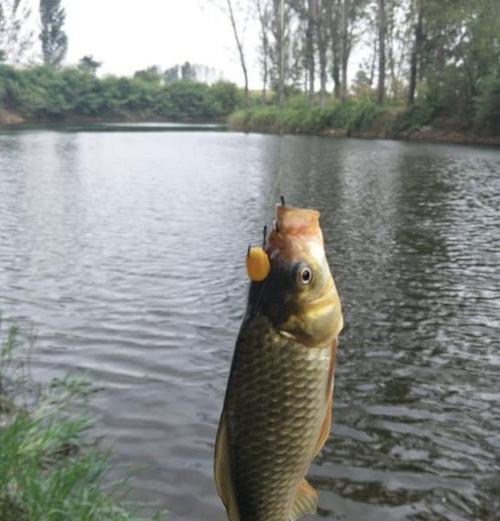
[297,265,313,286]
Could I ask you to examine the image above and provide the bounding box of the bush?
[227,100,399,137]
[474,74,500,133]
[0,65,243,121]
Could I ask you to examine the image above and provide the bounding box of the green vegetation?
[228,87,500,141]
[0,318,161,521]
[224,0,500,142]
[229,99,402,137]
[39,0,68,66]
[0,64,242,122]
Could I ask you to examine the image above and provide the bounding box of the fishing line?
[268,0,286,207]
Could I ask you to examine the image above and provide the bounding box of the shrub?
[474,74,500,133]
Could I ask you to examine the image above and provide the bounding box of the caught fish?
[214,202,343,521]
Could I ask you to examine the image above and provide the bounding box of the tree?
[134,66,162,83]
[225,0,249,101]
[78,55,101,76]
[39,0,67,66]
[181,61,196,81]
[376,0,386,104]
[305,0,316,101]
[316,0,330,106]
[164,65,179,84]
[327,0,342,99]
[407,0,423,105]
[256,0,272,101]
[0,0,34,64]
[273,0,285,107]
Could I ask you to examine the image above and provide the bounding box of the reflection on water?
[0,130,499,521]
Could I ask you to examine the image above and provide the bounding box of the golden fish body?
[215,205,343,521]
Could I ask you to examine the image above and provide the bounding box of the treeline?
[0,64,242,121]
[226,0,500,133]
[0,0,241,122]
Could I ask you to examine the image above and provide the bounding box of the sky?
[62,0,262,87]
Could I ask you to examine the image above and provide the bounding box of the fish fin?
[288,479,319,520]
[313,393,332,457]
[214,411,240,521]
[313,337,338,457]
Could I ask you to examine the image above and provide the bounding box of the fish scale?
[225,313,331,521]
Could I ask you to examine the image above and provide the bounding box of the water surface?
[0,129,499,520]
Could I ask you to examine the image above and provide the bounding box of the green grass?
[0,317,162,521]
[228,98,422,138]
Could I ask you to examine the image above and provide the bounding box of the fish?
[214,202,344,521]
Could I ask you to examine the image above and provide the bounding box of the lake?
[0,126,499,521]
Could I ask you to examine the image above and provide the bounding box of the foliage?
[0,319,161,521]
[229,99,410,138]
[78,55,101,76]
[39,0,67,66]
[0,0,34,65]
[474,74,500,133]
[0,64,243,121]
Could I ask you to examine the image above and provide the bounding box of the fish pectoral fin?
[313,394,332,457]
[214,411,240,521]
[313,337,337,457]
[288,479,319,521]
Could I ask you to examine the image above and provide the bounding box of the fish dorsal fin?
[288,479,319,521]
[214,412,240,521]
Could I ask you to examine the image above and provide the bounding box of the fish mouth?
[267,204,324,262]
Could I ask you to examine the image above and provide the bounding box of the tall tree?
[0,0,34,64]
[305,0,316,101]
[407,0,423,105]
[181,61,196,81]
[78,55,101,76]
[270,0,288,107]
[256,0,272,101]
[316,0,330,106]
[327,0,342,99]
[225,0,249,101]
[39,0,67,66]
[340,0,351,100]
[376,0,386,103]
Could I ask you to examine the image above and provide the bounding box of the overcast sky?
[61,0,262,86]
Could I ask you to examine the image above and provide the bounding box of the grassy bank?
[0,319,161,521]
[228,95,500,146]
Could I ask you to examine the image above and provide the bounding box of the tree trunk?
[306,0,316,103]
[369,32,377,87]
[226,0,249,102]
[408,0,423,106]
[340,0,350,100]
[328,0,341,99]
[276,0,285,108]
[316,0,328,107]
[257,0,269,103]
[376,0,386,104]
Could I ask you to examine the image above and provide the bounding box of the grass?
[228,97,420,138]
[0,316,162,521]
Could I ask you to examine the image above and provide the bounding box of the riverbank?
[0,108,225,126]
[228,104,500,147]
[0,321,161,521]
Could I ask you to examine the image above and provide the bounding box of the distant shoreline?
[319,126,500,147]
[0,108,222,126]
[227,107,500,148]
[2,108,499,147]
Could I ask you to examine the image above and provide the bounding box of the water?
[0,128,499,521]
